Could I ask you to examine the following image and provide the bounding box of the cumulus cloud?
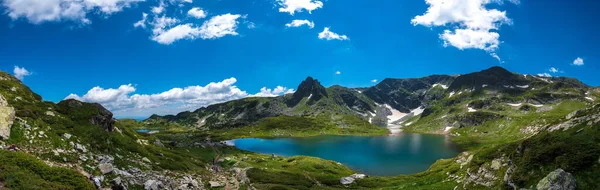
[187,7,207,19]
[277,0,323,15]
[1,0,144,24]
[335,71,341,75]
[318,27,349,41]
[412,0,515,59]
[371,79,378,83]
[549,67,558,73]
[198,13,241,39]
[13,66,31,80]
[285,19,314,28]
[152,24,201,45]
[537,73,552,77]
[66,78,295,117]
[251,86,295,97]
[140,2,241,45]
[573,57,584,66]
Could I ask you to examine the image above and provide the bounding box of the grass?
[0,150,95,190]
[207,115,388,141]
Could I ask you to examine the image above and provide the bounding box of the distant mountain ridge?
[145,66,595,130]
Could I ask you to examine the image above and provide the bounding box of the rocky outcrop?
[340,173,367,185]
[536,169,576,190]
[0,94,15,140]
[58,99,116,132]
[89,103,116,132]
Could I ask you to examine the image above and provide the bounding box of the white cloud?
[151,1,166,14]
[411,0,514,57]
[187,7,207,19]
[1,0,144,24]
[66,78,295,117]
[371,79,378,83]
[277,0,323,15]
[285,19,314,28]
[318,27,349,41]
[537,73,552,77]
[335,71,341,75]
[13,66,31,80]
[251,86,295,97]
[199,13,242,39]
[573,57,584,66]
[151,15,179,34]
[549,67,558,73]
[152,24,201,45]
[133,13,148,28]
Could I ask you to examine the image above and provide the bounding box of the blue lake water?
[228,133,462,176]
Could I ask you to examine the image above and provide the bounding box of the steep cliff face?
[57,99,116,132]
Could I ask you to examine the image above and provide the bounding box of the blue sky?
[0,0,598,118]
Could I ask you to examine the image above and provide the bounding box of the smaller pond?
[136,129,150,133]
[228,133,461,176]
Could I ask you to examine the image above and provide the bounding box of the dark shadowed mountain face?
[362,75,456,112]
[287,77,328,107]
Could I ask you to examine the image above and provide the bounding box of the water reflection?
[230,133,462,176]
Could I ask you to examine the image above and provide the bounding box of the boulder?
[340,173,367,185]
[340,177,355,185]
[99,163,114,174]
[350,174,366,179]
[144,180,163,190]
[0,94,15,140]
[74,143,87,153]
[536,169,576,190]
[209,181,223,188]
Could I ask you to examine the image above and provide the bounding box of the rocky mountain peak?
[288,76,328,106]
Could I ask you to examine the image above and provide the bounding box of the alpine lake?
[227,132,462,176]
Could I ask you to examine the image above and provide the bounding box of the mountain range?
[0,66,599,189]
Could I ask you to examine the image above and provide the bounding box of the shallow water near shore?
[228,133,462,176]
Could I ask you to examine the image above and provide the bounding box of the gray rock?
[153,139,165,147]
[536,169,576,190]
[231,167,251,184]
[350,174,366,179]
[74,143,87,153]
[209,181,223,188]
[142,157,151,163]
[63,133,72,139]
[45,111,55,116]
[0,94,15,140]
[144,180,163,190]
[340,177,355,185]
[491,159,502,170]
[99,163,114,174]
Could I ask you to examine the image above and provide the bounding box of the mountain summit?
[288,76,328,106]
